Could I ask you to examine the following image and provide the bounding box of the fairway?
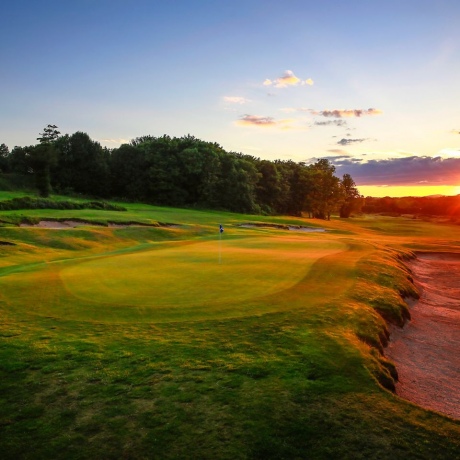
[1,235,347,322]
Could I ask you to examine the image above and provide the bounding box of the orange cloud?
[236,115,277,127]
[235,114,304,130]
[263,70,314,88]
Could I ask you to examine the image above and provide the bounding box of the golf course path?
[386,252,460,419]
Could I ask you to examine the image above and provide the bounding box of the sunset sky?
[1,0,460,197]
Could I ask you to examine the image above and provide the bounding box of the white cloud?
[223,96,250,104]
[280,107,311,113]
[438,147,460,157]
[263,70,314,88]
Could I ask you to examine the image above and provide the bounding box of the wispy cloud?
[337,138,368,145]
[263,70,314,88]
[451,129,460,134]
[330,156,460,186]
[315,120,348,127]
[306,154,362,164]
[280,107,311,113]
[281,107,381,121]
[223,96,250,104]
[236,115,277,127]
[235,114,306,131]
[314,108,383,118]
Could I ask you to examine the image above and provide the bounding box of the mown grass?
[1,197,460,459]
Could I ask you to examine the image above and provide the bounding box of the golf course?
[1,192,460,459]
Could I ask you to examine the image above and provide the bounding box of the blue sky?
[1,0,460,196]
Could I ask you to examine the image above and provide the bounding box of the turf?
[1,195,460,459]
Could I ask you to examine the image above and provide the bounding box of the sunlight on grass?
[1,236,348,322]
[61,237,344,308]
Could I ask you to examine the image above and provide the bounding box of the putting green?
[2,236,349,322]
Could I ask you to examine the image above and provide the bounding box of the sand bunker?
[20,220,100,229]
[386,252,460,419]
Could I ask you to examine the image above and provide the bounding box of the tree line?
[363,195,460,218]
[0,125,363,219]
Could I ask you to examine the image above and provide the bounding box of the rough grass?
[1,203,460,459]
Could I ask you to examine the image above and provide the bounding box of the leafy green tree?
[0,143,9,172]
[53,131,110,197]
[143,135,187,205]
[110,143,149,200]
[256,160,283,214]
[3,125,365,218]
[37,124,60,144]
[307,159,342,220]
[8,146,32,174]
[191,142,222,207]
[339,173,363,218]
[273,161,313,216]
[30,124,60,196]
[216,153,259,213]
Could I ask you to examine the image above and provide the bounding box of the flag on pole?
[218,224,223,264]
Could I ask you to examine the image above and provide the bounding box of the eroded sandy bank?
[386,252,460,419]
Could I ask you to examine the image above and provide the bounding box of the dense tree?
[110,143,149,200]
[307,159,342,220]
[216,153,259,213]
[362,195,460,217]
[285,161,313,216]
[30,124,60,197]
[189,142,222,207]
[8,146,32,175]
[339,173,363,218]
[255,160,283,214]
[0,144,9,173]
[2,127,364,217]
[53,132,110,197]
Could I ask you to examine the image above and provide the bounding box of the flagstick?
[218,230,222,264]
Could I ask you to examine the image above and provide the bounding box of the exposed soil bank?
[386,252,460,419]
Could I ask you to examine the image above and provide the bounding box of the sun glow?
[358,185,460,197]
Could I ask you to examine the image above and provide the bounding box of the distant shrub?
[0,196,126,211]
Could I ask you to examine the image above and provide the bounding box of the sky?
[1,0,460,197]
